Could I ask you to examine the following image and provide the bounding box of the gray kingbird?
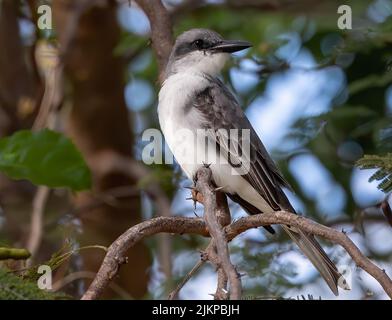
[158,28,344,295]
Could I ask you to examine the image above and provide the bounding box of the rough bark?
[135,0,173,83]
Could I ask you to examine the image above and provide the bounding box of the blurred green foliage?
[0,129,91,191]
[0,268,68,300]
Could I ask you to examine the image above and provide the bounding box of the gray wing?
[192,77,343,295]
[193,76,293,212]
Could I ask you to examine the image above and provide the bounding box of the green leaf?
[356,153,392,193]
[0,129,91,191]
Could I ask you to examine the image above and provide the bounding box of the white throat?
[167,51,229,77]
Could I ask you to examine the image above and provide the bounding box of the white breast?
[158,72,210,178]
[158,72,273,214]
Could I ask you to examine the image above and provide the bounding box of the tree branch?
[194,166,241,299]
[82,211,392,299]
[167,259,205,300]
[0,247,31,260]
[226,212,392,298]
[26,186,50,264]
[135,0,173,83]
[81,216,207,300]
[130,0,174,281]
[81,168,392,300]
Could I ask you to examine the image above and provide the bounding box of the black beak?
[210,39,252,53]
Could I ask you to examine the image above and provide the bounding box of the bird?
[158,28,345,295]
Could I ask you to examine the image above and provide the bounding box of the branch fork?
[82,167,392,300]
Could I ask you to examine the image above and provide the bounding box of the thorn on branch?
[115,256,128,265]
[212,288,229,300]
[202,162,211,168]
[191,188,204,205]
[200,251,208,262]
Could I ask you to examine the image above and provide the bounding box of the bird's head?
[165,28,251,77]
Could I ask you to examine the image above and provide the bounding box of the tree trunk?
[53,0,151,298]
[0,0,41,243]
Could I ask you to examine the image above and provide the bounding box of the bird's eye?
[193,39,205,49]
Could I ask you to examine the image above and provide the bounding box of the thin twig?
[26,186,50,263]
[26,6,69,264]
[167,259,205,300]
[52,270,133,300]
[131,0,173,282]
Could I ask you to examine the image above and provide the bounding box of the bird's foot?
[184,185,204,209]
